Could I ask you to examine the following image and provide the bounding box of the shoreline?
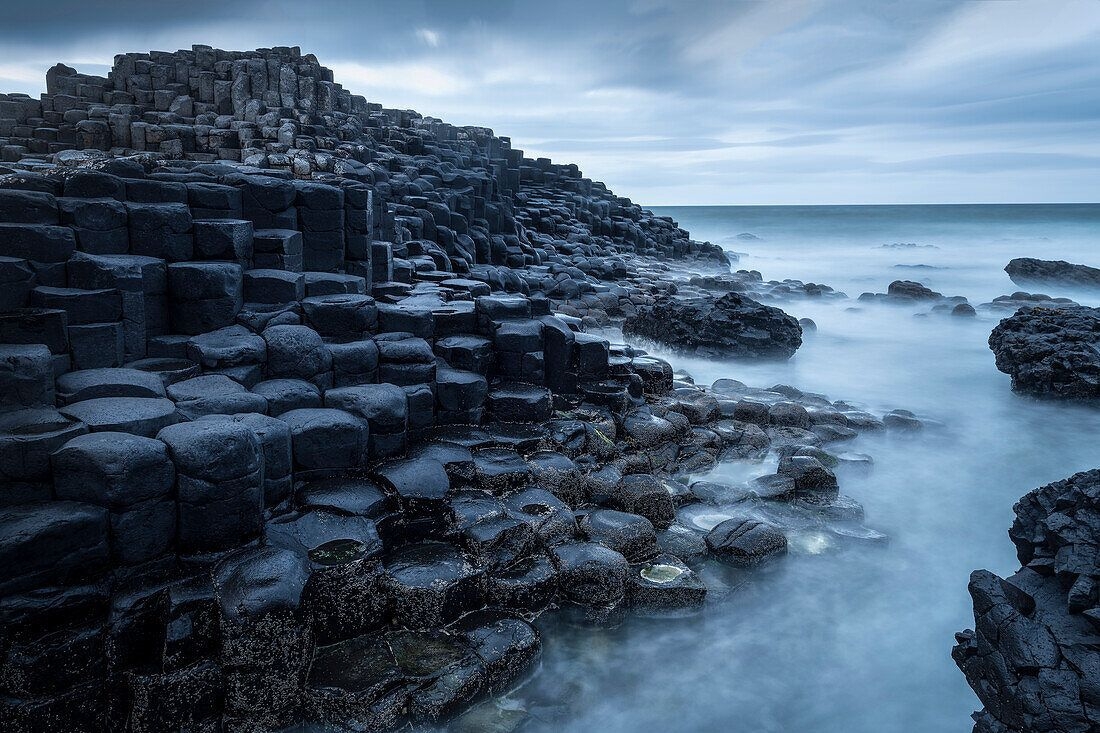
[0,43,1097,733]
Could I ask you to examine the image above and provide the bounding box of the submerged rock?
[988,305,1100,400]
[858,279,969,308]
[981,291,1078,312]
[622,292,802,359]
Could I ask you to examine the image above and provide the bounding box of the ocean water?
[510,204,1100,733]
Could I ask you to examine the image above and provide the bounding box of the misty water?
[503,204,1100,733]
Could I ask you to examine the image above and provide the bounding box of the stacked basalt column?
[0,45,739,733]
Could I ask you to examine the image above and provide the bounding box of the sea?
[505,204,1100,733]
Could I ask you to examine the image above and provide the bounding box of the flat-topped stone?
[59,397,179,437]
[56,367,166,404]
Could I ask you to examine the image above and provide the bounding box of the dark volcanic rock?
[705,517,787,567]
[954,469,1100,733]
[1005,257,1100,289]
[887,280,942,300]
[988,305,1100,400]
[982,292,1079,312]
[623,292,802,359]
[857,279,969,309]
[0,41,898,733]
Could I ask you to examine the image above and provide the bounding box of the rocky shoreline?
[1,43,1098,733]
[0,45,920,733]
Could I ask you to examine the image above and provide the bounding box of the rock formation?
[622,292,803,359]
[988,306,1100,401]
[981,292,1080,313]
[1005,258,1100,290]
[954,469,1100,733]
[858,279,970,310]
[0,44,885,732]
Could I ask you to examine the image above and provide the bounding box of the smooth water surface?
[516,204,1100,733]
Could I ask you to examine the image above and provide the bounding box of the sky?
[2,0,1099,205]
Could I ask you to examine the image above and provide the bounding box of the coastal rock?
[858,279,969,308]
[982,292,1078,312]
[0,41,904,733]
[988,305,1100,400]
[551,541,629,609]
[627,554,707,612]
[1005,257,1100,289]
[887,280,942,300]
[705,518,787,567]
[954,469,1100,733]
[622,292,802,359]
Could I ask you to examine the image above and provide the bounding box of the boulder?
[166,374,268,419]
[198,412,293,509]
[51,431,175,564]
[609,474,676,529]
[185,325,267,370]
[486,554,558,613]
[280,408,369,471]
[623,292,801,359]
[705,517,787,567]
[578,509,658,562]
[886,280,941,300]
[988,305,1100,400]
[382,542,483,628]
[526,451,586,508]
[266,509,385,643]
[251,378,321,416]
[213,545,311,729]
[551,541,629,608]
[1005,257,1100,289]
[627,554,707,611]
[262,324,332,384]
[157,420,264,553]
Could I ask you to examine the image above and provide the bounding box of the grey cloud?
[1,0,1097,204]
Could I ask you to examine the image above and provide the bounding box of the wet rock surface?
[954,469,1100,733]
[0,44,925,733]
[622,292,802,359]
[988,305,1100,401]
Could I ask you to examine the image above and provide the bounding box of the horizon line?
[645,201,1100,208]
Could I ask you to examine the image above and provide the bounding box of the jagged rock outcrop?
[954,469,1100,733]
[988,306,1100,401]
[622,292,802,359]
[1005,258,1100,290]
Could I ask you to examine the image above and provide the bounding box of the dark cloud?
[2,0,1098,203]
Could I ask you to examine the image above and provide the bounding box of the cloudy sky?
[3,0,1099,204]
